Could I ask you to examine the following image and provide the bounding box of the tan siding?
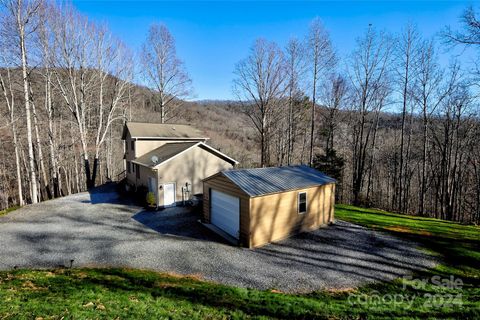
[249,184,335,248]
[156,145,233,206]
[203,175,250,247]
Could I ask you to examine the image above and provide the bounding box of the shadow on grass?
[3,267,475,320]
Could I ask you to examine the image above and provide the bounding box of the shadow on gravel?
[132,207,228,244]
[86,183,126,205]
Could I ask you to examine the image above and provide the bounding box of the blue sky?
[73,1,473,100]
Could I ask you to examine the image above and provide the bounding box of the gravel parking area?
[0,184,437,292]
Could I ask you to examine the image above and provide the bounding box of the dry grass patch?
[385,225,433,236]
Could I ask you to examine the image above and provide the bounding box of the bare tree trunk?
[0,68,24,206]
[19,22,38,204]
[30,89,51,199]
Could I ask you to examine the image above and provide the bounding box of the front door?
[163,183,176,207]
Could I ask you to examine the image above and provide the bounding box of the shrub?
[146,191,156,207]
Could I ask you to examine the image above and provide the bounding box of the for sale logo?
[347,275,463,309]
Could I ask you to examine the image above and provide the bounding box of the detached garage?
[202,165,336,248]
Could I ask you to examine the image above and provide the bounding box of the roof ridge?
[221,165,335,197]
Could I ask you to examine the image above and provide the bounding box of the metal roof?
[122,122,208,140]
[222,165,336,197]
[133,142,198,168]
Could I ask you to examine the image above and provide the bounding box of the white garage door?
[211,189,240,239]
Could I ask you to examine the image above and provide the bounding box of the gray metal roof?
[133,142,198,168]
[222,165,336,197]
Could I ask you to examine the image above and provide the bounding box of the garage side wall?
[203,175,250,247]
[249,183,335,248]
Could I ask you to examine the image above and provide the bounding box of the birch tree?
[53,6,132,188]
[1,0,44,204]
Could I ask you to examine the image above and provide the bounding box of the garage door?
[211,189,240,239]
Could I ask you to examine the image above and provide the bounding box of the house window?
[132,163,135,173]
[127,161,131,173]
[135,164,140,179]
[298,192,307,214]
[131,140,135,151]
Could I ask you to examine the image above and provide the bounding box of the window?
[298,192,307,214]
[135,164,140,179]
[131,140,135,151]
[127,161,131,173]
[132,163,135,172]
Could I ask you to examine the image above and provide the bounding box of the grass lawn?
[0,206,20,216]
[0,205,479,319]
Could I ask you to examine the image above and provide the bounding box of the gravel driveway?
[0,184,437,292]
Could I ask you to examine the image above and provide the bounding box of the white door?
[163,183,176,207]
[211,189,240,239]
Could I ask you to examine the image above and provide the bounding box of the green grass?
[0,205,20,216]
[0,205,479,319]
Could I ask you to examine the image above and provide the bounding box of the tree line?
[232,13,480,223]
[0,0,191,207]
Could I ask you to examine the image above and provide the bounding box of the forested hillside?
[0,0,479,225]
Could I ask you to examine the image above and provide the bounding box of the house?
[122,122,238,207]
[202,165,336,248]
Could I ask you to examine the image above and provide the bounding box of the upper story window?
[127,161,131,173]
[298,192,307,214]
[131,140,135,151]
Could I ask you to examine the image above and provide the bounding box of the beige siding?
[126,163,157,195]
[249,184,335,248]
[156,145,234,206]
[203,174,250,247]
[124,132,205,186]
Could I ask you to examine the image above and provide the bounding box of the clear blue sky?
[73,1,473,100]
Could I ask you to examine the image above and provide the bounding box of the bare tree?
[233,38,286,167]
[0,60,23,205]
[306,18,336,166]
[37,2,59,197]
[52,5,132,188]
[319,73,347,152]
[141,24,192,123]
[1,0,44,204]
[393,23,420,212]
[443,6,480,46]
[284,38,306,165]
[411,41,458,215]
[92,25,133,183]
[348,26,392,205]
